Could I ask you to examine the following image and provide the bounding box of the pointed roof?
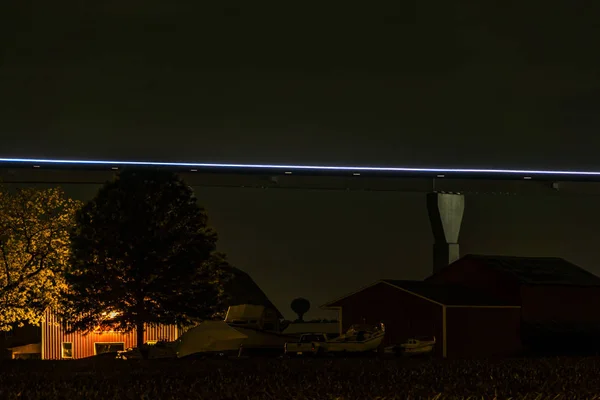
[453,254,600,286]
[221,266,283,319]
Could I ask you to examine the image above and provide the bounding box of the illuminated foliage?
[61,170,229,349]
[0,186,80,330]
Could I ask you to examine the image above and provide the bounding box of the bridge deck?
[3,167,600,196]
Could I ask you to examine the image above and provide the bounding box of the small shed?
[8,342,41,359]
[321,280,522,358]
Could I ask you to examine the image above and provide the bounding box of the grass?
[2,357,600,399]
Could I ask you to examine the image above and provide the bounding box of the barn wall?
[335,282,444,357]
[426,259,521,305]
[521,285,600,323]
[445,307,523,358]
[42,309,179,359]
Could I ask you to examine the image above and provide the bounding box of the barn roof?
[321,280,518,308]
[460,254,600,286]
[381,280,516,306]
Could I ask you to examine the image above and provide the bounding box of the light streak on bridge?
[2,157,600,179]
[2,157,600,196]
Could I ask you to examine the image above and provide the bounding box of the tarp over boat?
[176,321,248,358]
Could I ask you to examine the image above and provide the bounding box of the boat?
[117,304,302,359]
[174,305,298,358]
[175,320,250,358]
[400,336,436,356]
[326,323,385,353]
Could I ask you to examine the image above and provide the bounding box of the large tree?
[0,186,80,330]
[61,170,229,349]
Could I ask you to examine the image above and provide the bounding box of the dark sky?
[2,3,600,319]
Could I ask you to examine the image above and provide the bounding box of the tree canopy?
[61,170,229,348]
[0,187,80,330]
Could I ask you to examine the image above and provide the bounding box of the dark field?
[2,357,600,399]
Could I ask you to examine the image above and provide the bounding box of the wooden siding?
[41,309,179,359]
[335,282,444,357]
[446,307,523,358]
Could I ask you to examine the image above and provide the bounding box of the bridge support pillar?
[427,192,465,273]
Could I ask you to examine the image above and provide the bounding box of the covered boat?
[175,321,249,357]
[173,305,297,357]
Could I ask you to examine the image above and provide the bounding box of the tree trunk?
[137,320,148,359]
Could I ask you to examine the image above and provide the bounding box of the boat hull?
[327,334,385,353]
[402,346,435,355]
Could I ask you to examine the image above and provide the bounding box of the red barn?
[321,280,522,358]
[322,254,600,357]
[41,309,179,359]
[427,254,600,353]
[426,255,600,323]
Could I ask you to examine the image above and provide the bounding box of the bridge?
[3,157,600,272]
[3,157,600,194]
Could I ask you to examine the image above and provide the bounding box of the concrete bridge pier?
[427,192,465,273]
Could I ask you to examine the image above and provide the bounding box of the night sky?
[2,3,600,319]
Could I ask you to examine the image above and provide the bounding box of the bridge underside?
[4,166,600,274]
[3,167,600,196]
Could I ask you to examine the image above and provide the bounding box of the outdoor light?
[100,311,119,318]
